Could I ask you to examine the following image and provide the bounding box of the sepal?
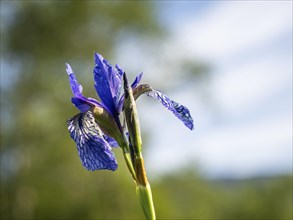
[146,90,194,130]
[67,111,118,171]
[133,84,194,130]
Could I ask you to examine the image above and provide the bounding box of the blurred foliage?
[0,1,292,220]
[153,171,292,219]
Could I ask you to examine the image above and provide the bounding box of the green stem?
[122,148,136,181]
[119,137,136,182]
[123,74,156,220]
[136,182,156,220]
[135,154,156,220]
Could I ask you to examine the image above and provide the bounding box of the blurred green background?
[0,1,292,220]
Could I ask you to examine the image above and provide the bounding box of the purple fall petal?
[146,90,194,130]
[67,111,118,171]
[103,135,119,148]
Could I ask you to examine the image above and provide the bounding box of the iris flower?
[66,53,194,172]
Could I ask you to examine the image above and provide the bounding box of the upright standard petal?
[93,53,123,115]
[67,110,118,171]
[131,72,143,88]
[66,63,104,113]
[66,63,83,97]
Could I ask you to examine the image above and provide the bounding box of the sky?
[117,1,292,179]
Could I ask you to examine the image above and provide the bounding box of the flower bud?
[123,73,142,154]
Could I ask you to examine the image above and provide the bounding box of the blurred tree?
[1,1,160,219]
[152,171,292,220]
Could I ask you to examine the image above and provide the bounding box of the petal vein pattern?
[94,53,123,116]
[67,111,118,171]
[146,90,194,130]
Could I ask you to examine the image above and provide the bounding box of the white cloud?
[195,112,292,178]
[211,55,292,116]
[175,1,292,61]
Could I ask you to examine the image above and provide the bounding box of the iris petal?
[131,84,194,130]
[115,64,125,100]
[67,111,118,171]
[146,90,194,130]
[93,53,123,115]
[103,135,119,148]
[71,97,91,113]
[131,72,143,88]
[66,63,105,112]
[66,63,83,97]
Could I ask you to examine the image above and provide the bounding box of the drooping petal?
[146,90,194,130]
[93,53,123,115]
[103,135,119,148]
[67,110,118,171]
[132,84,194,130]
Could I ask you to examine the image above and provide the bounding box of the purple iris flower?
[66,53,194,171]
